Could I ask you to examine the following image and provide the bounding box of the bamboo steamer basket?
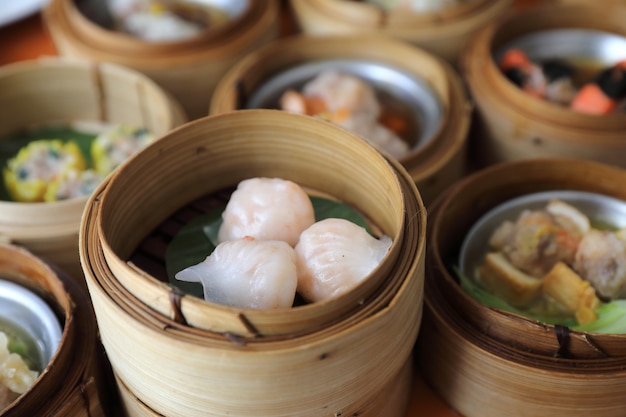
[417,158,626,417]
[79,109,426,417]
[289,0,513,65]
[43,0,280,119]
[210,35,472,207]
[461,0,626,169]
[0,57,186,287]
[0,242,115,417]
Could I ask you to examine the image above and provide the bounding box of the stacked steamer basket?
[0,242,114,416]
[461,1,626,168]
[210,35,471,207]
[0,58,186,287]
[79,110,426,417]
[43,0,280,119]
[289,0,512,65]
[418,158,626,417]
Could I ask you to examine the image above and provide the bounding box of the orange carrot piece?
[379,111,407,135]
[305,96,327,115]
[570,83,618,115]
[499,48,531,71]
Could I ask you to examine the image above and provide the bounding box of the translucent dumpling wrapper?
[295,218,393,303]
[217,177,316,247]
[175,236,298,309]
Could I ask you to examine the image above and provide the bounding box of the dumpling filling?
[176,236,298,309]
[295,218,392,303]
[0,331,39,412]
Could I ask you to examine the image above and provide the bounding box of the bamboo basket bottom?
[129,188,231,283]
[115,355,414,417]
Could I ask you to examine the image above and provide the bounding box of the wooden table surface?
[0,2,541,416]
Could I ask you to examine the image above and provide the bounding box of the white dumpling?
[175,236,298,309]
[218,177,316,247]
[295,218,393,303]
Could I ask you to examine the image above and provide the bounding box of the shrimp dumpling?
[295,218,393,303]
[175,236,298,309]
[218,178,315,247]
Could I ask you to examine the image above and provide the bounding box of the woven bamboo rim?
[79,110,426,416]
[425,158,626,360]
[43,0,279,119]
[289,0,512,64]
[0,242,114,417]
[0,57,186,286]
[59,0,256,55]
[210,35,471,206]
[461,1,626,167]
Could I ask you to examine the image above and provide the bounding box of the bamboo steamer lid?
[43,0,280,120]
[461,0,626,168]
[289,0,513,65]
[210,35,472,207]
[79,109,426,416]
[0,242,115,417]
[418,159,626,417]
[0,58,186,288]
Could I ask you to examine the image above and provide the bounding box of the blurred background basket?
[0,57,186,287]
[0,242,115,417]
[289,0,512,65]
[418,158,626,417]
[43,0,280,119]
[461,0,626,168]
[210,35,471,206]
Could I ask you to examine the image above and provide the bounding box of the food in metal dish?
[0,331,39,412]
[364,0,474,13]
[174,177,392,307]
[106,0,230,42]
[280,70,411,159]
[459,191,626,333]
[495,29,626,114]
[246,59,443,160]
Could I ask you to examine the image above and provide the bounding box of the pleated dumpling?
[175,236,298,309]
[295,218,392,303]
[217,177,315,247]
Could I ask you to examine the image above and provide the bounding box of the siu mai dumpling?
[218,178,315,247]
[295,218,392,303]
[175,236,298,309]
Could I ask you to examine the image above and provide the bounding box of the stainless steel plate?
[246,59,444,153]
[494,29,626,66]
[0,280,62,371]
[459,191,626,280]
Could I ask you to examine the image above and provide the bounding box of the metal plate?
[246,59,444,153]
[494,29,626,66]
[459,191,626,280]
[0,280,62,371]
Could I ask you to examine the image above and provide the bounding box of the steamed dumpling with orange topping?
[295,218,393,302]
[217,177,316,247]
[175,236,298,309]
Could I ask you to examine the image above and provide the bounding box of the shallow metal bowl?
[459,190,626,280]
[494,29,626,66]
[246,59,444,153]
[76,0,250,32]
[0,280,62,372]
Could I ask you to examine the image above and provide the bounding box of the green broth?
[0,319,42,372]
